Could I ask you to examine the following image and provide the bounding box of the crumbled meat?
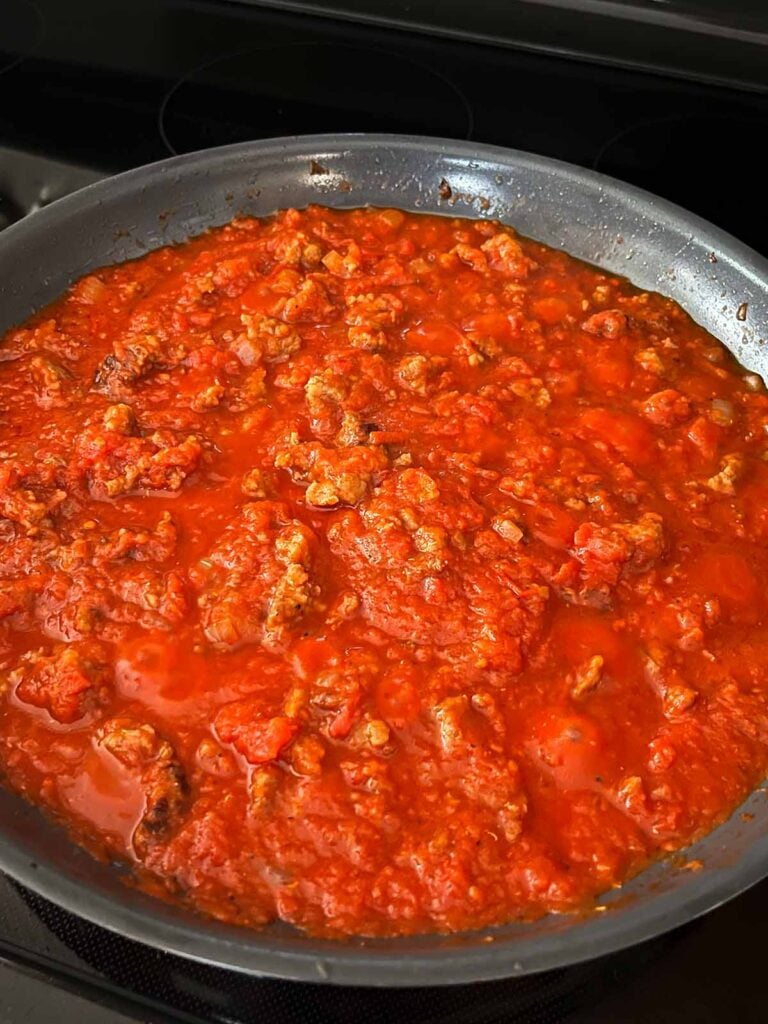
[706,453,745,495]
[240,313,302,361]
[508,377,551,408]
[396,354,428,394]
[249,765,281,814]
[193,501,318,651]
[304,369,348,418]
[571,654,604,700]
[195,738,236,778]
[346,292,402,329]
[616,774,647,816]
[481,232,536,278]
[345,292,403,351]
[102,403,136,434]
[275,441,388,507]
[117,568,188,626]
[232,368,267,409]
[491,515,524,544]
[434,694,469,754]
[74,426,202,499]
[644,654,699,719]
[335,411,369,447]
[280,278,334,323]
[29,355,72,409]
[0,459,67,530]
[241,468,267,497]
[326,590,360,627]
[290,734,326,776]
[635,348,666,376]
[191,383,225,411]
[91,512,178,565]
[572,513,665,587]
[310,651,377,739]
[322,242,362,278]
[581,310,627,338]
[93,334,176,396]
[641,389,690,427]
[11,643,109,724]
[395,467,439,504]
[99,717,188,853]
[452,244,488,272]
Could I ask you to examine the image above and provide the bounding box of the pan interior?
[1,134,768,984]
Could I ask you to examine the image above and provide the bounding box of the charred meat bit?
[99,717,189,854]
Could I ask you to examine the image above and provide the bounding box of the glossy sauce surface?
[2,206,768,938]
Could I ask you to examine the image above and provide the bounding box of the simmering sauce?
[2,205,768,937]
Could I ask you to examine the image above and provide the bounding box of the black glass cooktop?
[2,2,768,1021]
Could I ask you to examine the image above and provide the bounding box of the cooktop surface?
[2,2,768,1021]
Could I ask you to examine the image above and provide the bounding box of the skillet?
[2,133,768,986]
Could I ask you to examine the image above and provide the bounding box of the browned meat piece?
[280,278,334,323]
[117,569,188,626]
[581,310,628,339]
[304,369,349,418]
[239,313,302,361]
[73,424,202,500]
[572,513,665,588]
[193,501,319,651]
[29,355,74,409]
[93,333,178,396]
[571,654,605,700]
[98,717,189,854]
[644,652,699,719]
[0,458,67,530]
[481,232,537,278]
[91,512,178,565]
[102,403,136,434]
[706,453,745,495]
[11,642,109,724]
[396,353,449,396]
[641,389,690,427]
[241,468,268,497]
[344,291,403,351]
[275,441,388,507]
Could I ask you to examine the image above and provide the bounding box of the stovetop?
[2,1,768,1021]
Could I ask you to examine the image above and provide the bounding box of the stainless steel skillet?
[1,133,768,986]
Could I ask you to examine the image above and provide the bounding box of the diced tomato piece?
[215,702,298,764]
[580,407,654,465]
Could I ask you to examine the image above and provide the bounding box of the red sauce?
[2,205,768,938]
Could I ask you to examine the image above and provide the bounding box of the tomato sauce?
[2,205,768,938]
